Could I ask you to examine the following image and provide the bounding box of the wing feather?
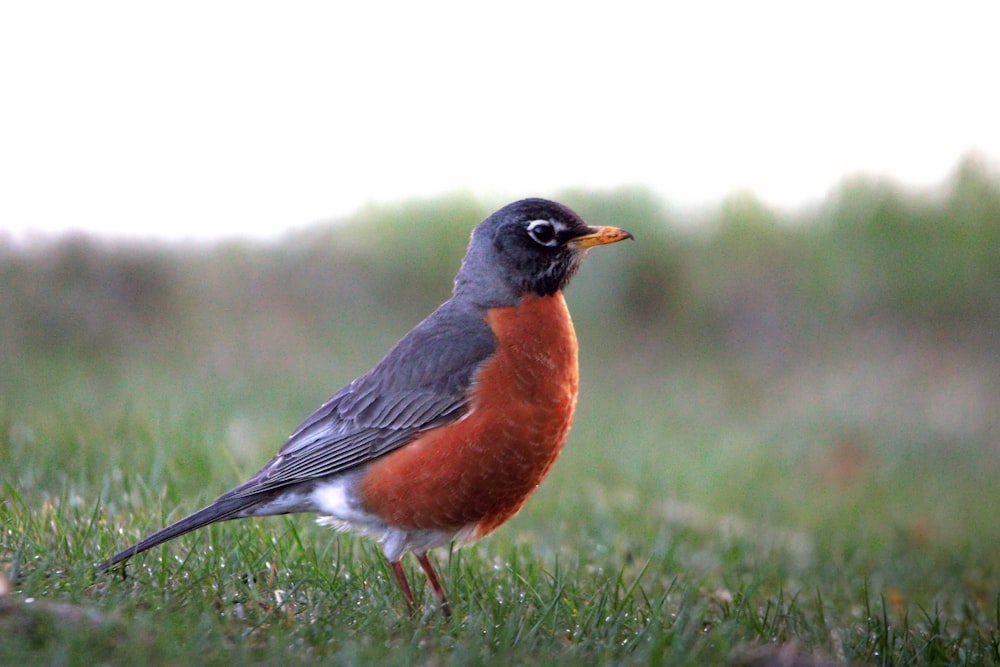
[225,299,495,499]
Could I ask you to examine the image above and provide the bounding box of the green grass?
[3,348,998,666]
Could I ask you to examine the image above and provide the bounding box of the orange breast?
[358,293,579,536]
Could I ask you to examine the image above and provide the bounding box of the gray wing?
[224,298,496,499]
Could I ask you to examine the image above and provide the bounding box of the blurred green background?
[2,155,999,662]
[4,154,999,538]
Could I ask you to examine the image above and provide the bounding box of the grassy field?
[3,168,1000,664]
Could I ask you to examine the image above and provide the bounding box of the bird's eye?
[526,219,558,247]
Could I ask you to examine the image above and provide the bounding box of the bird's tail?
[97,495,253,572]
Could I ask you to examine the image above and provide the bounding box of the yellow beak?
[567,226,635,249]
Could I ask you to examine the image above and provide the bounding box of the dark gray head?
[453,198,633,307]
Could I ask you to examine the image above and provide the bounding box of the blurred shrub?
[0,236,179,355]
[805,154,1000,326]
[1,154,997,370]
[336,193,489,318]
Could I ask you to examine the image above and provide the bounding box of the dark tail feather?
[98,496,253,572]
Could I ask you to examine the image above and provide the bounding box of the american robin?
[99,198,632,615]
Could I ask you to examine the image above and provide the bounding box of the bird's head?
[454,198,633,305]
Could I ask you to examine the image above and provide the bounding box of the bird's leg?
[416,552,451,618]
[389,559,416,611]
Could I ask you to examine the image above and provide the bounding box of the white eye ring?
[527,219,559,247]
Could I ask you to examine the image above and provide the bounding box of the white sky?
[2,1,998,240]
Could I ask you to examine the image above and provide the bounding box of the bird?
[98,198,633,616]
